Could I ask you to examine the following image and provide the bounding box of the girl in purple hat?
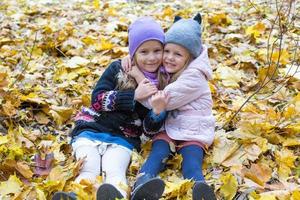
[52,17,169,200]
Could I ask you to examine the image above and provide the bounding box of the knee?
[180,146,204,169]
[103,169,127,184]
[179,145,204,162]
[151,140,171,158]
[104,167,125,178]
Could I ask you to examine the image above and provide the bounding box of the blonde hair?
[157,69,169,90]
[115,56,141,90]
[115,70,137,90]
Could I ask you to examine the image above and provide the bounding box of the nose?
[148,52,156,61]
[165,53,174,61]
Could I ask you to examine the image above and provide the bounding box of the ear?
[193,13,202,24]
[174,15,182,23]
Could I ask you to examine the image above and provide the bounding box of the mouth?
[164,62,176,68]
[145,63,158,67]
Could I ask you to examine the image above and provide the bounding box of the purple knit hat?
[128,17,165,59]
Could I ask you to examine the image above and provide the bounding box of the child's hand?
[150,91,169,115]
[121,55,132,72]
[134,79,158,101]
[128,65,145,84]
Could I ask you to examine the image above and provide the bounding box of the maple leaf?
[209,13,232,27]
[275,148,297,179]
[246,22,266,38]
[219,173,238,200]
[271,49,290,65]
[0,175,23,197]
[215,65,245,88]
[34,153,54,177]
[48,105,74,126]
[242,163,272,186]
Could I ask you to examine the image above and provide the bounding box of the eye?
[140,50,147,54]
[154,49,162,53]
[164,49,169,53]
[175,52,182,56]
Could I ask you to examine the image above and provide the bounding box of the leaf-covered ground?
[0,0,299,199]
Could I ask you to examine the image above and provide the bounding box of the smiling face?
[134,40,163,73]
[163,43,191,74]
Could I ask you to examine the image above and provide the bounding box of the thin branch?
[55,46,69,58]
[9,31,38,88]
[222,0,294,129]
[262,65,299,101]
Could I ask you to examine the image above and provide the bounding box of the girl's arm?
[91,61,156,112]
[121,55,132,72]
[143,91,169,133]
[121,56,146,84]
[139,68,210,111]
[143,110,167,133]
[121,56,153,109]
[128,65,145,84]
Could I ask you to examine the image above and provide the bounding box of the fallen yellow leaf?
[0,174,23,196]
[220,173,238,200]
[246,22,266,38]
[292,190,300,200]
[0,136,8,145]
[209,13,232,26]
[215,65,245,88]
[242,163,272,186]
[48,105,74,126]
[271,49,290,65]
[16,161,33,179]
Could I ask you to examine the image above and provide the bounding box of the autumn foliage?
[0,0,299,199]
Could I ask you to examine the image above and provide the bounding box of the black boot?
[131,174,165,200]
[52,191,77,200]
[96,183,124,200]
[192,182,216,200]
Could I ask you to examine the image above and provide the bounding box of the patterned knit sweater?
[71,60,165,151]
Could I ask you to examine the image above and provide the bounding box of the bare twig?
[55,46,69,58]
[222,0,296,129]
[258,40,299,101]
[9,31,38,88]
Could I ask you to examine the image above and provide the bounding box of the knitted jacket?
[71,60,165,151]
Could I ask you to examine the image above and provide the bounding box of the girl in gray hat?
[123,14,216,200]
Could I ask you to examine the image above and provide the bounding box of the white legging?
[72,138,132,198]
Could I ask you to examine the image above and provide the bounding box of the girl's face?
[163,43,190,74]
[135,40,163,73]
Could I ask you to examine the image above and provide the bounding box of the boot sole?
[96,183,124,200]
[52,192,76,200]
[131,178,165,200]
[193,182,216,200]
